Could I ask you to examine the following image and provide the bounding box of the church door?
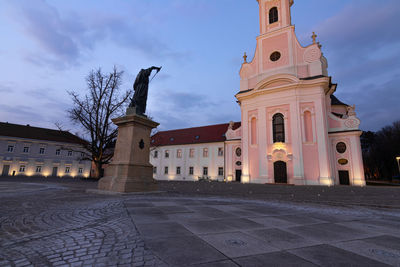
[274,161,287,184]
[235,170,242,182]
[339,171,350,185]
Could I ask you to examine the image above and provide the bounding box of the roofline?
[151,141,225,148]
[0,135,85,147]
[154,122,241,135]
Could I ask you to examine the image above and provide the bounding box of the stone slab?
[289,244,389,267]
[156,205,193,214]
[182,220,235,234]
[188,206,236,219]
[146,235,226,266]
[247,216,298,228]
[233,251,318,267]
[247,228,319,249]
[191,260,239,267]
[136,222,193,239]
[213,218,265,230]
[199,231,278,258]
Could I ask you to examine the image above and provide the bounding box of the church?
[150,0,365,186]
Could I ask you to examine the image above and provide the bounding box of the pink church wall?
[304,111,313,142]
[329,117,342,129]
[248,110,259,179]
[303,145,320,182]
[262,33,289,71]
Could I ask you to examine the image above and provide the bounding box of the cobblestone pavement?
[1,179,400,266]
[0,182,166,267]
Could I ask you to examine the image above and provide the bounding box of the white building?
[0,122,91,178]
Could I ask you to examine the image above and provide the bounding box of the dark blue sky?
[0,0,399,133]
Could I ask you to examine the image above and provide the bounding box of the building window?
[80,152,85,158]
[177,149,182,158]
[218,167,224,176]
[36,166,42,173]
[269,7,279,24]
[154,151,158,158]
[189,149,195,158]
[67,151,73,157]
[236,147,242,157]
[251,117,257,145]
[203,167,208,176]
[273,113,285,143]
[153,167,157,174]
[203,148,209,158]
[165,150,169,158]
[164,166,169,174]
[39,147,45,154]
[336,142,347,154]
[23,147,30,153]
[56,149,61,155]
[7,145,14,153]
[78,168,83,174]
[218,147,224,157]
[176,167,181,175]
[19,165,25,172]
[65,167,70,173]
[189,167,194,175]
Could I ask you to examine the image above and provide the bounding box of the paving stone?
[234,251,318,267]
[136,222,193,239]
[289,244,389,267]
[199,231,278,258]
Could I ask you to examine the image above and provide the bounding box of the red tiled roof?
[151,122,241,147]
[0,122,86,145]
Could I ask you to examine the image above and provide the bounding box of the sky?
[0,0,399,134]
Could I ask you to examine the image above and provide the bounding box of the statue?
[129,66,162,116]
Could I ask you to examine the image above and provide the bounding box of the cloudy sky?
[0,0,399,133]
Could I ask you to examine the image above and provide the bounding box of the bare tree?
[68,66,131,179]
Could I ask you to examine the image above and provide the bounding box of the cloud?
[5,0,185,69]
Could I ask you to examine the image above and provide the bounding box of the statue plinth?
[98,113,159,193]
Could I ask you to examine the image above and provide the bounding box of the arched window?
[273,113,285,143]
[251,117,257,145]
[304,111,313,142]
[269,7,279,24]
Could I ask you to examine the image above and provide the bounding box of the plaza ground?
[0,177,399,266]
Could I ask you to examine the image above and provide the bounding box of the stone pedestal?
[98,113,159,193]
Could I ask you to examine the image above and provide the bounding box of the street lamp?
[396,157,400,174]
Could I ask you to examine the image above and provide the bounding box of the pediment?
[259,79,295,90]
[255,74,299,91]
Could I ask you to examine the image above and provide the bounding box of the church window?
[304,111,313,142]
[336,142,347,154]
[273,113,285,143]
[236,148,242,157]
[269,7,279,24]
[270,51,281,62]
[251,117,257,145]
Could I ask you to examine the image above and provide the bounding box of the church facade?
[150,0,365,186]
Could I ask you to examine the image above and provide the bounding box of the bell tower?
[258,0,294,35]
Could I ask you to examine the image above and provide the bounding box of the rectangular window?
[55,149,61,155]
[177,149,182,158]
[218,167,224,176]
[67,151,73,157]
[189,167,194,175]
[80,152,85,158]
[218,147,224,156]
[65,167,70,173]
[19,165,25,172]
[39,147,45,154]
[203,148,208,158]
[7,145,14,153]
[154,151,158,158]
[153,167,157,174]
[78,168,83,174]
[165,150,169,158]
[189,149,195,158]
[164,166,169,174]
[36,166,42,173]
[176,166,181,175]
[23,147,30,153]
[203,167,208,176]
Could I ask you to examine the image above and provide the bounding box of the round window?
[270,51,281,62]
[338,159,348,165]
[336,142,347,154]
[235,148,242,157]
[236,161,242,166]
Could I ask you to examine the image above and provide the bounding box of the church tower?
[230,0,365,186]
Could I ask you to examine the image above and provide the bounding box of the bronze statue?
[129,66,161,115]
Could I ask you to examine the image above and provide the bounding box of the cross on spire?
[312,32,317,44]
[243,52,248,63]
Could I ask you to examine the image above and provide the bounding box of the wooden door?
[274,161,287,184]
[339,171,350,185]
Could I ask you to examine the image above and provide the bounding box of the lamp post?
[396,157,400,174]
